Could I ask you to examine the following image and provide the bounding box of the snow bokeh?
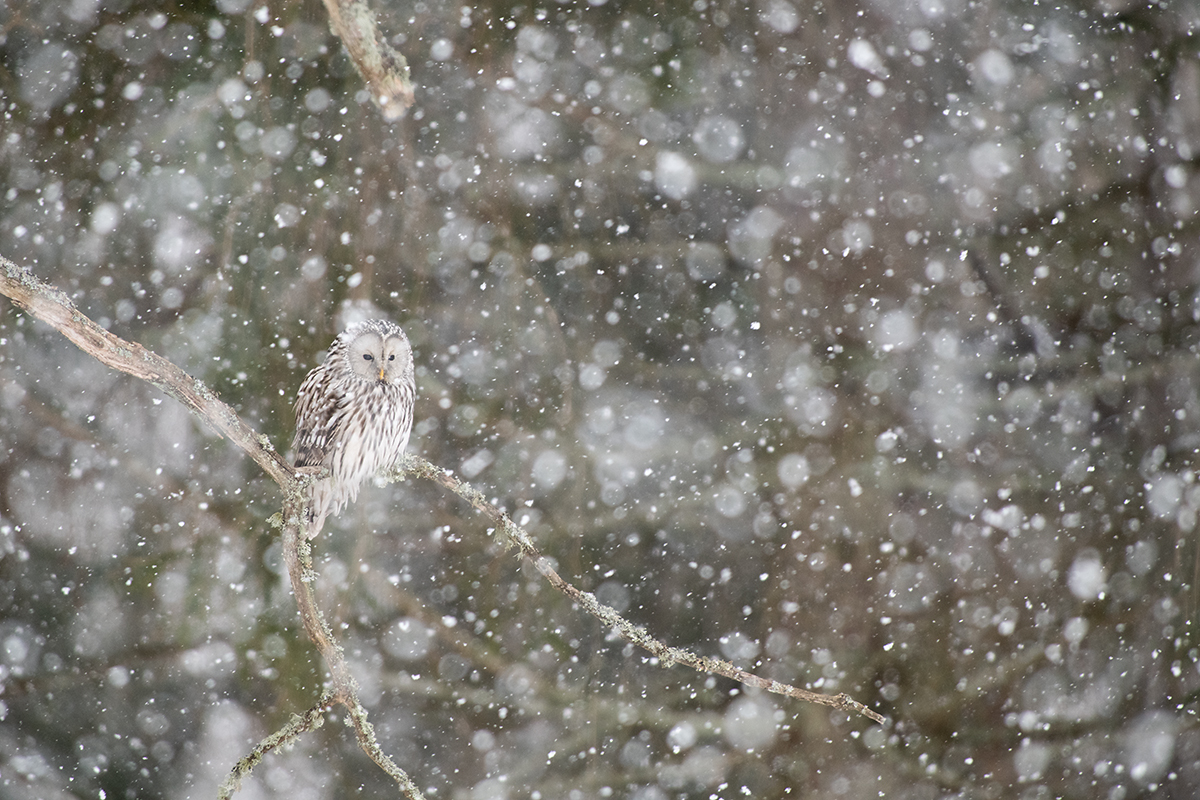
[0,1,1196,798]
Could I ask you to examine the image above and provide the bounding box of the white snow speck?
[1013,739,1051,782]
[847,38,888,78]
[1145,473,1183,519]
[759,0,799,33]
[667,721,697,753]
[723,695,779,751]
[579,363,606,390]
[718,631,760,665]
[972,48,1015,87]
[692,115,745,164]
[273,202,301,228]
[727,206,784,266]
[532,450,567,490]
[685,241,725,281]
[431,38,454,61]
[981,504,1023,533]
[1066,550,1107,600]
[382,617,435,661]
[840,219,874,255]
[18,42,79,111]
[713,484,746,518]
[460,449,494,478]
[260,126,297,161]
[1122,711,1178,786]
[872,309,918,353]
[777,453,810,489]
[90,202,121,235]
[970,139,1019,182]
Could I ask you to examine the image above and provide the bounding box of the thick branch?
[0,257,293,487]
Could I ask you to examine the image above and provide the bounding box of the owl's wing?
[292,366,342,468]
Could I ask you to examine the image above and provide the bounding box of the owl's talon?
[293,465,327,483]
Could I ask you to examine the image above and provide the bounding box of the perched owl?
[292,319,416,538]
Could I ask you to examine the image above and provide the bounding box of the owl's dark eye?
[388,354,395,361]
[362,353,374,361]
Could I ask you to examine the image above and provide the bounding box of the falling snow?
[1,1,1197,799]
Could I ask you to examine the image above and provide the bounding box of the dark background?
[2,0,1199,797]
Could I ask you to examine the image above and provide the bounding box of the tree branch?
[0,258,885,799]
[0,259,293,487]
[218,691,332,800]
[398,455,889,726]
[321,0,414,120]
[0,257,424,799]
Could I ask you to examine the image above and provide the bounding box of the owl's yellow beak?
[378,366,387,381]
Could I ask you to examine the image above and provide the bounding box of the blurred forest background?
[2,0,1200,797]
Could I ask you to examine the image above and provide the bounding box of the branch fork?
[0,258,886,800]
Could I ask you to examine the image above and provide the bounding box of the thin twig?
[398,455,889,726]
[218,691,334,800]
[343,696,427,797]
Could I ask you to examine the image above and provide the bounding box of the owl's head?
[342,321,413,385]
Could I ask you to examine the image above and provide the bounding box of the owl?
[292,319,416,539]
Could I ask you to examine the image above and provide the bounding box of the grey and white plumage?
[292,319,416,538]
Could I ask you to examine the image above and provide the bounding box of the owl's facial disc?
[348,330,410,385]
